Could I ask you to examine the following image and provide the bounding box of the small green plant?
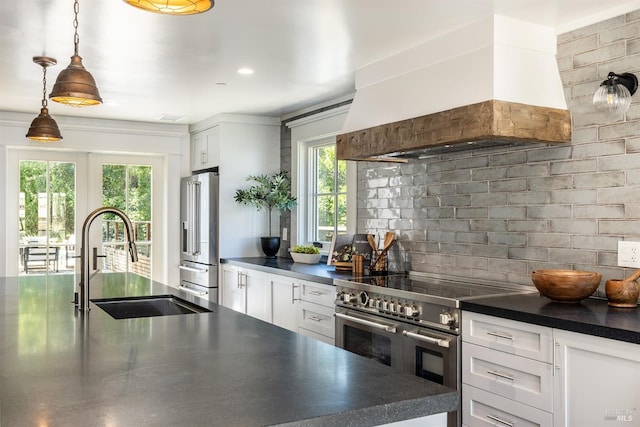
[292,245,320,254]
[234,171,297,237]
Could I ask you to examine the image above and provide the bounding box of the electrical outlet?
[282,227,288,241]
[617,241,640,268]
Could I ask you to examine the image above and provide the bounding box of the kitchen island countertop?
[0,273,457,426]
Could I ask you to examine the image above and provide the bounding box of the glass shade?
[26,108,63,142]
[49,55,102,107]
[123,0,213,15]
[593,82,632,114]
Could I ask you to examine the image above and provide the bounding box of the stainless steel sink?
[92,295,211,319]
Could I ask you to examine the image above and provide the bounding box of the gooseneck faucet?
[77,207,139,312]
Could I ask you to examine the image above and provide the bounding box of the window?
[308,141,347,245]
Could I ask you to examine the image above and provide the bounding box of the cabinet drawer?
[297,301,335,340]
[462,312,552,363]
[298,280,335,308]
[463,384,553,427]
[463,342,553,412]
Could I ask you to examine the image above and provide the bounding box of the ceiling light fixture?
[26,56,63,142]
[49,0,102,107]
[237,68,254,75]
[593,72,638,114]
[123,0,214,15]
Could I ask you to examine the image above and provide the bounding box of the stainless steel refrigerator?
[179,172,219,302]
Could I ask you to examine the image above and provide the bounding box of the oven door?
[401,325,459,389]
[335,307,403,371]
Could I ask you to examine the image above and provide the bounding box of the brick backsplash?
[355,11,640,296]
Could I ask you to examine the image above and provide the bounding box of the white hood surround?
[337,15,572,160]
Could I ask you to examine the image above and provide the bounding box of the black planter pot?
[260,236,281,258]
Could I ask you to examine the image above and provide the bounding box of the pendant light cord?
[73,0,80,56]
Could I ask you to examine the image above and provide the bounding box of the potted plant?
[290,244,321,264]
[234,171,297,258]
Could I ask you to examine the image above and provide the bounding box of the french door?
[9,150,163,280]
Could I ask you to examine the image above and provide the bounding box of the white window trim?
[287,105,356,253]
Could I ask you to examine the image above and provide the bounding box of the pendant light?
[123,0,214,15]
[49,0,102,107]
[26,57,63,142]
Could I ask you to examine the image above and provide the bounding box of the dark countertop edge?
[461,297,640,345]
[221,257,356,285]
[272,392,460,427]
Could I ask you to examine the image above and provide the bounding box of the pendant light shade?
[123,0,214,15]
[50,0,102,107]
[50,54,102,106]
[27,56,62,143]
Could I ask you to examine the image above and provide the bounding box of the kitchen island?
[0,273,458,426]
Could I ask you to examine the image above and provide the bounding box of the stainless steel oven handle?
[335,312,397,333]
[179,264,209,273]
[402,330,450,348]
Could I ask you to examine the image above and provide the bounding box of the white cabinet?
[191,126,220,171]
[220,264,336,344]
[462,311,640,427]
[462,312,554,427]
[220,264,271,322]
[272,276,298,332]
[553,329,640,427]
[296,279,336,345]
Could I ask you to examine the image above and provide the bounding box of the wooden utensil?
[367,234,379,255]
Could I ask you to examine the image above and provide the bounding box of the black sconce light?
[593,72,638,114]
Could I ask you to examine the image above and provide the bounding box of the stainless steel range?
[334,272,534,427]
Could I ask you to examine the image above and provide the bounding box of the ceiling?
[3,0,640,126]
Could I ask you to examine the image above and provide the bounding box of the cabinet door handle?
[487,331,513,341]
[553,338,559,376]
[179,285,208,297]
[486,414,514,427]
[307,290,323,296]
[487,370,514,381]
[292,284,299,304]
[308,316,322,322]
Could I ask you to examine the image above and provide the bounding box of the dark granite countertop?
[221,257,365,285]
[0,273,457,426]
[461,293,640,344]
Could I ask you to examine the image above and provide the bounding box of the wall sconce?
[593,72,638,114]
[26,56,63,142]
[123,0,214,15]
[49,0,102,107]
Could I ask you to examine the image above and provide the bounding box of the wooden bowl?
[531,269,601,303]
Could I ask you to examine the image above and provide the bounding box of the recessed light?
[237,68,254,75]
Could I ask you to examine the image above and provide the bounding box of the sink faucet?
[77,207,139,312]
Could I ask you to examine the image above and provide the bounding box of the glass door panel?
[100,164,152,278]
[19,160,76,275]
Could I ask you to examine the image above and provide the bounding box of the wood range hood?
[337,15,572,161]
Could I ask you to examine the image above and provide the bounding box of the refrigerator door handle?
[179,264,209,273]
[186,180,201,256]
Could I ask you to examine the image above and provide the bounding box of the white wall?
[0,111,190,285]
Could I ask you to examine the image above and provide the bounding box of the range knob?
[382,300,390,311]
[342,293,356,304]
[357,291,369,306]
[388,301,396,313]
[439,312,456,326]
[404,305,419,317]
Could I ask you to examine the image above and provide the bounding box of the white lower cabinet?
[553,329,640,427]
[462,311,640,427]
[295,279,336,345]
[272,276,298,332]
[220,264,336,344]
[220,264,270,322]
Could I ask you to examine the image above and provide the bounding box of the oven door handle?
[335,312,397,333]
[402,330,451,348]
